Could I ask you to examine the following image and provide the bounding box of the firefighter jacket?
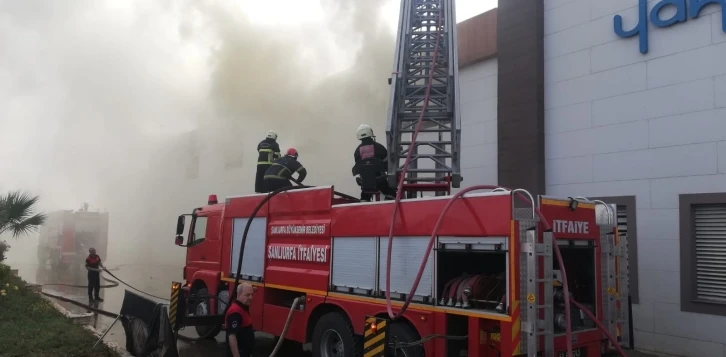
[264,156,307,182]
[353,138,389,174]
[257,138,281,165]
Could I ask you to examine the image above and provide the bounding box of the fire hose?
[381,4,627,357]
[35,267,224,345]
[268,296,304,357]
[41,184,354,347]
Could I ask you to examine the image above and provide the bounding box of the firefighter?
[263,148,307,191]
[225,283,256,357]
[85,247,104,302]
[255,130,281,193]
[353,124,397,201]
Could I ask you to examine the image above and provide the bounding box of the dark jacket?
[225,300,255,357]
[256,138,281,165]
[353,138,389,175]
[264,156,307,182]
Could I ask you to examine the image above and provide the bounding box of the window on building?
[591,196,640,304]
[680,193,726,316]
[185,155,199,179]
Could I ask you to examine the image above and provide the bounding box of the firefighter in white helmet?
[352,124,397,201]
[255,130,281,193]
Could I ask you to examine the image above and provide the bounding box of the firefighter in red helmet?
[263,148,307,192]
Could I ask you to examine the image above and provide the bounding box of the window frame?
[679,192,726,316]
[590,195,640,304]
[190,215,208,244]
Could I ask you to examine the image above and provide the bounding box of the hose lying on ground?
[35,270,208,343]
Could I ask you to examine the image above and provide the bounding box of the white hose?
[268,296,304,357]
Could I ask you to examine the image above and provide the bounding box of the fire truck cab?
[170,186,630,357]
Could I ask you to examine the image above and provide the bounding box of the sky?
[0,0,497,265]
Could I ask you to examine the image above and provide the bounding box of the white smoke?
[0,0,491,266]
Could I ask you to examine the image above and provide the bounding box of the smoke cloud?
[0,0,396,265]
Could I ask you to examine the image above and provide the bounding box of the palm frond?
[7,213,47,237]
[0,190,46,238]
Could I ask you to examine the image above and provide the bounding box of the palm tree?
[0,190,46,238]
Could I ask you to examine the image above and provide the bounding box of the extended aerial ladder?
[386,0,463,198]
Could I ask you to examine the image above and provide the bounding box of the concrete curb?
[36,291,131,356]
[40,293,95,325]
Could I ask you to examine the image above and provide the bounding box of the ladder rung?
[397,168,452,173]
[392,154,453,158]
[400,141,452,145]
[397,129,452,133]
[398,177,450,182]
[405,84,449,90]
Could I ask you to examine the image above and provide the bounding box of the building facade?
[456,1,726,356]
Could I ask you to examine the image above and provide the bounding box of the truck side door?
[185,213,222,273]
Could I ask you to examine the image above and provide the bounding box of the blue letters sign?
[614,0,726,54]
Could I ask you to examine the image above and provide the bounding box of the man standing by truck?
[255,130,281,193]
[85,247,104,302]
[225,283,256,357]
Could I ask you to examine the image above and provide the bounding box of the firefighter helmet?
[357,124,374,140]
[266,130,278,140]
[286,148,298,158]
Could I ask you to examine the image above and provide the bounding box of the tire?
[193,287,222,339]
[312,312,362,357]
[127,317,149,356]
[386,322,425,357]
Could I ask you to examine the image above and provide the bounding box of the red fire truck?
[169,187,631,357]
[169,1,631,355]
[36,204,110,272]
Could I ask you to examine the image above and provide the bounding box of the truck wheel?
[193,287,221,339]
[387,322,425,357]
[312,312,362,357]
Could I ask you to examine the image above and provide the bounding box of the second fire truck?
[36,203,110,272]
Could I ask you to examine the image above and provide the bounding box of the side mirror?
[175,235,183,246]
[176,215,185,235]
